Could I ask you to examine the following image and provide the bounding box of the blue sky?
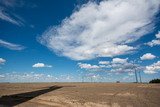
[0,0,160,82]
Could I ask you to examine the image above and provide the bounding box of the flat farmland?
[0,83,159,107]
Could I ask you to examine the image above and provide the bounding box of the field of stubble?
[0,83,159,107]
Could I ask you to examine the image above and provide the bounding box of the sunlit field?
[0,83,160,107]
[0,0,160,107]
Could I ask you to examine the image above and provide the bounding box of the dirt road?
[0,83,159,107]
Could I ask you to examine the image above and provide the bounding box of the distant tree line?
[149,78,160,83]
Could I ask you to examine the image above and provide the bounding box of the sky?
[0,0,160,83]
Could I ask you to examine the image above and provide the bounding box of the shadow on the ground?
[0,86,62,106]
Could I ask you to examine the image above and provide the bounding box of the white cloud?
[144,61,160,74]
[128,72,134,76]
[155,31,160,39]
[0,39,25,50]
[146,39,160,47]
[140,53,156,60]
[78,58,144,74]
[0,72,56,82]
[111,62,144,74]
[0,9,20,25]
[78,62,100,69]
[146,31,160,47]
[0,58,6,64]
[144,70,157,74]
[112,58,128,64]
[99,61,110,65]
[0,75,5,78]
[0,0,20,7]
[32,63,52,68]
[0,0,24,26]
[40,0,160,60]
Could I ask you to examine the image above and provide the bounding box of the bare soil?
[0,83,159,107]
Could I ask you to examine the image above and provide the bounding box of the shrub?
[149,79,160,83]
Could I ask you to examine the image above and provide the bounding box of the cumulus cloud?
[140,53,156,60]
[146,39,160,47]
[111,62,143,73]
[0,72,56,82]
[32,63,52,68]
[0,74,5,78]
[155,31,160,39]
[78,57,144,73]
[0,58,6,64]
[0,39,25,50]
[99,61,110,65]
[146,31,160,47]
[40,0,160,60]
[0,71,84,82]
[78,62,100,69]
[128,72,134,76]
[144,61,160,74]
[112,58,128,64]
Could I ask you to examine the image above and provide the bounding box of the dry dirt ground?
[0,83,159,107]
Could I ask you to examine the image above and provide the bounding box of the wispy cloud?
[40,0,160,60]
[0,39,25,50]
[0,0,23,7]
[32,63,52,68]
[0,0,25,26]
[0,9,20,25]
